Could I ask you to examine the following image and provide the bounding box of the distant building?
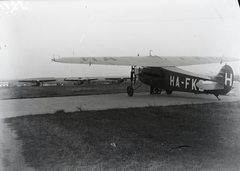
[0,82,9,87]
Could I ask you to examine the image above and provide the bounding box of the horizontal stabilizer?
[196,80,224,90]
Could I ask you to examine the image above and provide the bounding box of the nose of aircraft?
[135,67,143,75]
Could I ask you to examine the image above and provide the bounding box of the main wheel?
[166,90,173,94]
[153,88,162,94]
[150,86,154,94]
[127,85,134,96]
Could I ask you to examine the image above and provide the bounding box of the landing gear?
[154,88,162,94]
[150,86,153,94]
[127,85,134,96]
[150,86,162,94]
[127,66,143,97]
[166,90,173,94]
[127,66,136,97]
[214,94,220,100]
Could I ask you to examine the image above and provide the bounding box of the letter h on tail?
[225,73,232,86]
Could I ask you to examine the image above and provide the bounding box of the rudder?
[214,65,234,95]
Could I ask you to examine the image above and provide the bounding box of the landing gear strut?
[127,66,142,97]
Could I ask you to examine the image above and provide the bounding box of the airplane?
[18,77,56,86]
[64,76,130,85]
[104,77,130,84]
[64,77,98,85]
[52,55,239,100]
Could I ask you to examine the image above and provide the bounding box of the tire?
[150,86,154,94]
[127,85,134,96]
[153,88,162,94]
[166,90,173,94]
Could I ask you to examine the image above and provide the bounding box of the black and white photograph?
[0,0,240,170]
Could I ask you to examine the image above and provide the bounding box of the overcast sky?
[0,0,240,80]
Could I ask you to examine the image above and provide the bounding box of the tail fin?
[213,65,234,94]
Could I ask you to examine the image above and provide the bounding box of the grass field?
[4,101,240,171]
[0,83,149,100]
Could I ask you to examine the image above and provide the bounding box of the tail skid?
[214,94,221,100]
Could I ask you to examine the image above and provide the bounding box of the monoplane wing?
[18,77,56,83]
[64,77,98,81]
[52,56,239,67]
[104,77,130,80]
[104,77,130,83]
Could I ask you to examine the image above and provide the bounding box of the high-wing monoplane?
[52,55,239,100]
[104,77,130,84]
[18,77,56,86]
[64,77,98,85]
[64,76,130,85]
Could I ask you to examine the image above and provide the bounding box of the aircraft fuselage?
[138,66,233,96]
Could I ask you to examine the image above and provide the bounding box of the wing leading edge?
[52,56,239,67]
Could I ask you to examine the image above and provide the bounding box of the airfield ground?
[0,82,239,170]
[2,101,240,171]
[0,83,149,100]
